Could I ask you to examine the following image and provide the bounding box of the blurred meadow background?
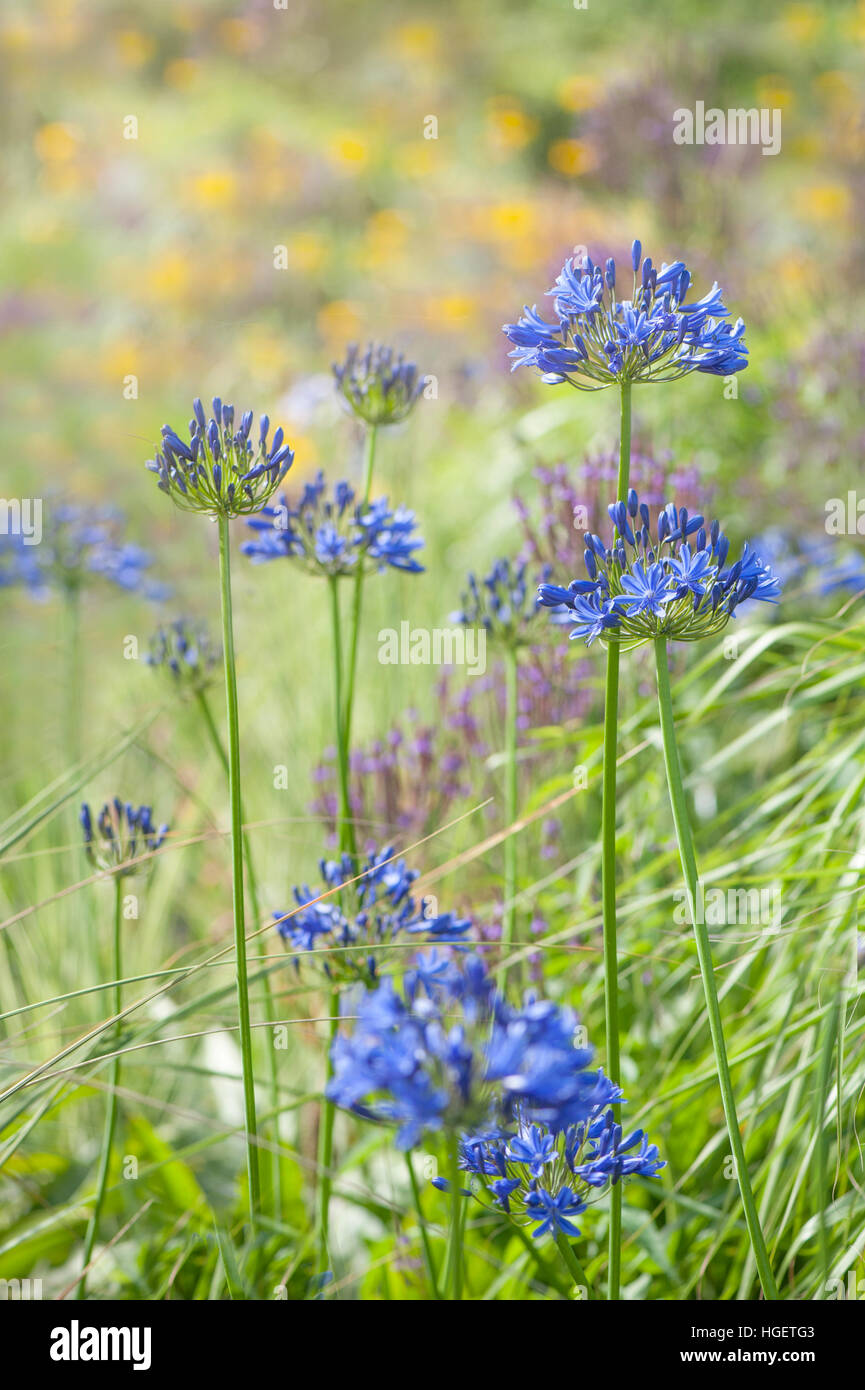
[1,0,864,1300]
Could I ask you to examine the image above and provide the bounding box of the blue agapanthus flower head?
[539,489,781,647]
[274,846,471,985]
[242,471,424,579]
[456,1103,664,1240]
[504,240,747,390]
[451,557,549,646]
[0,502,165,601]
[80,798,170,877]
[327,953,613,1147]
[147,397,294,518]
[333,341,425,426]
[145,618,220,694]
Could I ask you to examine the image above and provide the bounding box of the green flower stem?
[500,644,520,988]
[405,1152,441,1299]
[195,687,281,1214]
[328,576,356,857]
[217,512,261,1225]
[77,873,123,1299]
[554,1229,592,1299]
[316,989,339,1274]
[653,634,779,1301]
[602,377,630,1300]
[445,1134,464,1300]
[341,423,378,839]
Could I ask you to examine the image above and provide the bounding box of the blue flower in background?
[0,502,165,601]
[452,557,548,646]
[81,798,170,877]
[327,953,613,1146]
[333,341,426,426]
[243,472,424,579]
[145,618,220,694]
[539,489,781,647]
[274,845,471,984]
[504,239,747,390]
[147,396,294,518]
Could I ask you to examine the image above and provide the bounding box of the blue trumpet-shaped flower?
[242,472,424,579]
[504,240,747,390]
[274,846,471,985]
[327,953,614,1148]
[333,341,426,426]
[147,397,294,518]
[80,798,170,877]
[538,489,781,647]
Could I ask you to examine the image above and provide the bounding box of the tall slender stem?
[196,687,281,1214]
[602,378,631,1299]
[341,423,377,845]
[405,1151,441,1299]
[316,988,339,1274]
[78,874,123,1298]
[653,635,778,1301]
[328,577,355,857]
[445,1134,464,1300]
[217,513,261,1224]
[554,1229,592,1299]
[500,644,520,989]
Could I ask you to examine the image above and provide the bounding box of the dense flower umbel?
[456,1106,664,1240]
[327,952,613,1148]
[145,618,221,694]
[0,503,164,600]
[80,799,169,877]
[539,489,781,648]
[504,239,747,390]
[147,397,294,518]
[451,557,548,646]
[242,471,424,578]
[274,846,471,985]
[333,341,425,426]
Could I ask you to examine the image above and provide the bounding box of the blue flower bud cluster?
[80,798,170,877]
[451,557,549,646]
[147,397,294,517]
[145,618,221,694]
[333,342,425,426]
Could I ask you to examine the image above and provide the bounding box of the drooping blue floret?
[504,240,748,390]
[242,472,424,579]
[538,489,781,647]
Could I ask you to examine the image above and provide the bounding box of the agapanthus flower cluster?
[504,240,747,389]
[147,397,294,518]
[242,471,424,578]
[751,528,865,600]
[145,618,221,694]
[451,557,547,646]
[333,341,425,426]
[0,504,164,600]
[327,952,617,1149]
[456,1108,664,1241]
[539,489,781,647]
[80,799,169,877]
[274,846,471,985]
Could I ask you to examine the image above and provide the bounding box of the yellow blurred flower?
[164,58,198,90]
[361,208,410,267]
[755,76,794,111]
[425,293,477,329]
[486,100,538,152]
[488,202,537,242]
[147,250,192,302]
[844,0,865,41]
[328,132,370,171]
[556,75,603,112]
[287,232,329,274]
[1,19,35,51]
[781,4,822,44]
[776,251,815,290]
[217,18,256,54]
[114,28,156,68]
[238,325,285,378]
[34,122,80,162]
[391,23,440,62]
[393,142,440,179]
[794,182,852,223]
[317,300,364,344]
[547,138,597,177]
[813,70,857,110]
[190,169,239,210]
